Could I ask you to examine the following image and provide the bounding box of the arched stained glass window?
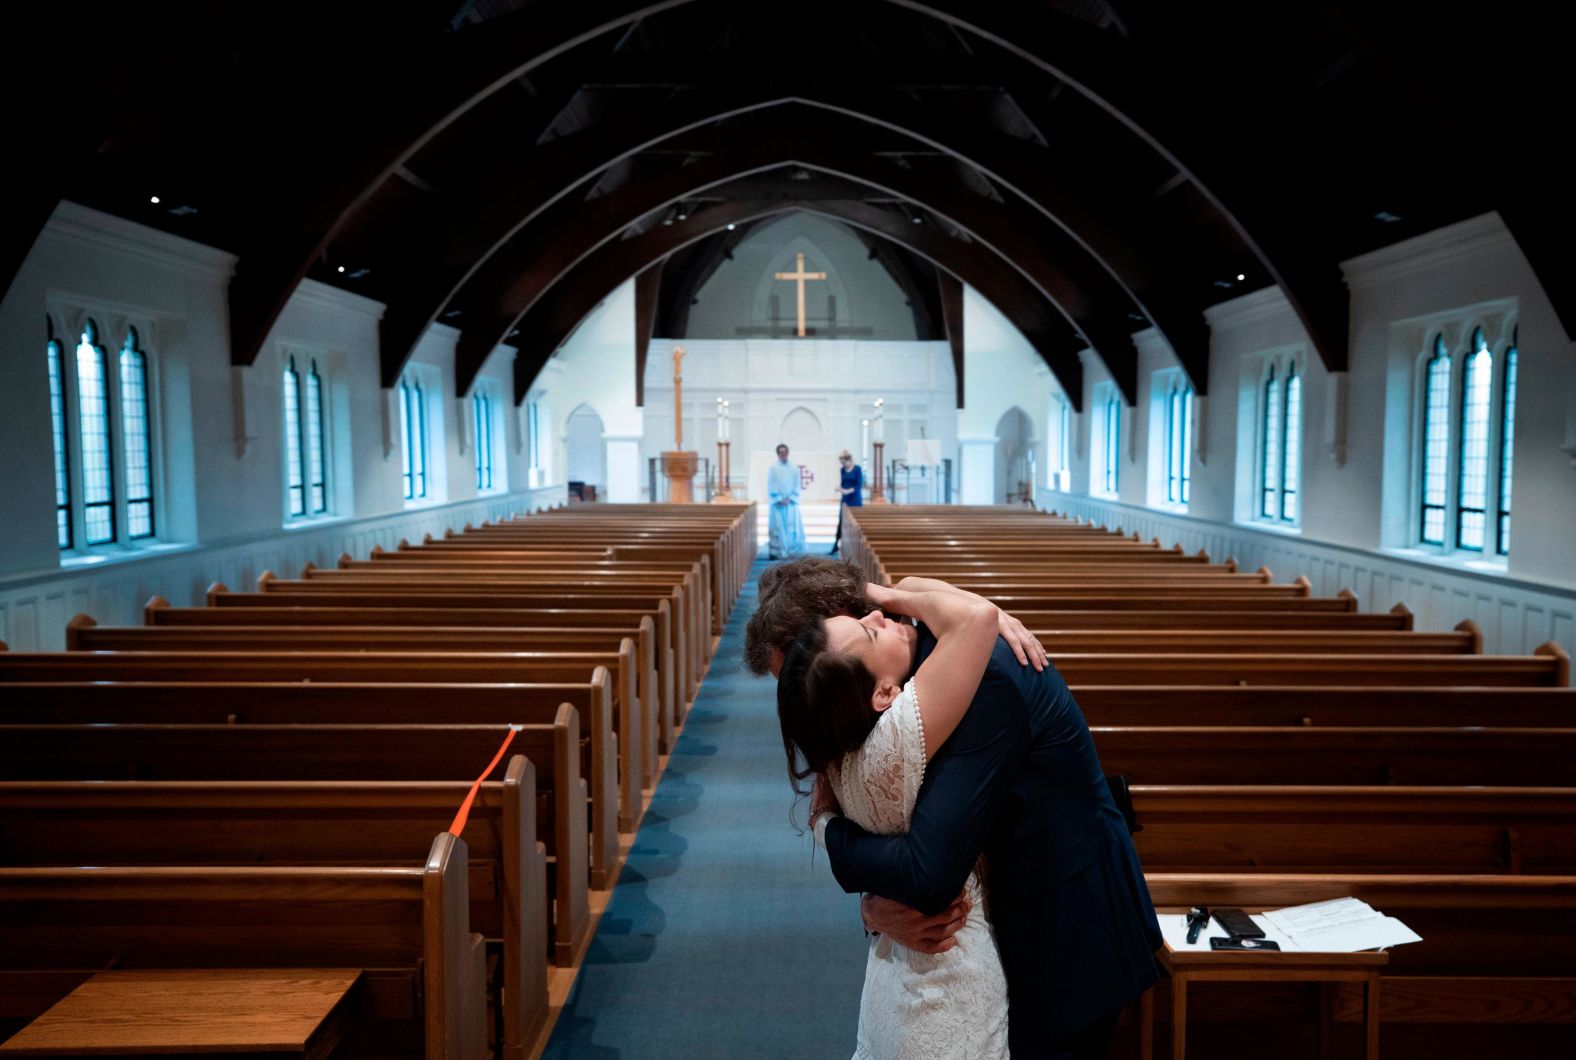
[1419,335,1451,546]
[1455,329,1493,551]
[48,326,72,550]
[1281,368,1301,522]
[305,360,327,513]
[284,357,305,516]
[1497,337,1516,555]
[76,322,116,545]
[1260,367,1281,518]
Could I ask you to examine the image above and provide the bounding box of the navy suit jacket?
[824,630,1162,1051]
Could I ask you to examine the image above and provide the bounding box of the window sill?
[1382,546,1509,577]
[402,497,448,511]
[60,540,195,570]
[1235,519,1303,537]
[283,514,351,532]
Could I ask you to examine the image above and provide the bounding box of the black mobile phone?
[1210,907,1265,939]
[1210,936,1280,951]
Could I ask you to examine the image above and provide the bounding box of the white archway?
[993,405,1035,505]
[778,406,824,456]
[564,403,606,499]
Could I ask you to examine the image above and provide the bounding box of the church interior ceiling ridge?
[6,0,1561,407]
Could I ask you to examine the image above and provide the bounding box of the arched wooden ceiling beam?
[441,117,1140,400]
[892,0,1349,373]
[506,200,1084,407]
[213,0,1321,392]
[222,0,711,373]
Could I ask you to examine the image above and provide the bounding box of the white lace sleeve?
[827,679,928,836]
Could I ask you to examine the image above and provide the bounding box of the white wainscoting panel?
[0,486,565,651]
[1038,488,1576,660]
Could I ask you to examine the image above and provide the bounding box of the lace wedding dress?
[827,679,1010,1060]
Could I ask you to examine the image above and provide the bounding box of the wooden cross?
[774,252,827,337]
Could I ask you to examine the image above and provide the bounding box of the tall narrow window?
[1455,329,1493,551]
[305,360,327,513]
[526,401,540,475]
[400,377,428,500]
[1419,336,1451,545]
[1260,367,1281,518]
[1497,338,1517,555]
[284,357,305,516]
[118,330,155,539]
[412,379,428,499]
[1165,383,1192,505]
[473,390,494,491]
[48,332,72,549]
[1059,400,1071,487]
[1101,392,1120,495]
[1281,369,1301,522]
[76,323,116,545]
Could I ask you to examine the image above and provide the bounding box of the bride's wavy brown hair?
[776,617,880,796]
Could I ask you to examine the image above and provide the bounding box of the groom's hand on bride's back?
[860,892,971,954]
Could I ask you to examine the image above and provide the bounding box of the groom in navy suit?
[817,625,1163,1059]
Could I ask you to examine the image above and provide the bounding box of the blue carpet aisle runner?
[544,554,867,1059]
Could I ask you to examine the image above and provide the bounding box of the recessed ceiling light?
[149,195,160,205]
[726,223,736,231]
[1236,273,1245,281]
[337,266,345,274]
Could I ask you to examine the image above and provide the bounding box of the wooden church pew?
[0,676,618,887]
[0,756,554,1055]
[1072,685,1576,728]
[1130,785,1576,874]
[0,833,486,1060]
[0,719,592,944]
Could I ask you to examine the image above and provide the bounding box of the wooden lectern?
[663,346,698,502]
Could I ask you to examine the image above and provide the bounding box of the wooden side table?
[0,968,363,1059]
[1144,945,1388,1060]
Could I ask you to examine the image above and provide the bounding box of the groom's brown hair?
[744,556,869,676]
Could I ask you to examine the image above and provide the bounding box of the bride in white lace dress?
[776,581,1018,1060]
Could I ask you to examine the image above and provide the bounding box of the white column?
[604,434,644,502]
[958,435,996,505]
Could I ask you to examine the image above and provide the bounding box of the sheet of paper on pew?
[1159,898,1422,953]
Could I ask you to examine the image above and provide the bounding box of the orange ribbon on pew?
[447,725,521,837]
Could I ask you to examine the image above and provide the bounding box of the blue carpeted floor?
[543,554,867,1059]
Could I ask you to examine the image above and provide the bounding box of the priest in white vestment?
[767,443,805,559]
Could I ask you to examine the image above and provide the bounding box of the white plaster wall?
[538,278,644,502]
[960,285,1059,505]
[1044,211,1575,616]
[686,213,920,340]
[0,202,558,641]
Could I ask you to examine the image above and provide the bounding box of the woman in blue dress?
[831,449,863,555]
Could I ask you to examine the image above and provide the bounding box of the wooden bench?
[0,670,618,887]
[0,756,553,1055]
[1144,873,1576,1054]
[1052,649,1568,686]
[1094,726,1576,785]
[1130,785,1576,874]
[0,832,486,1059]
[0,719,590,952]
[143,599,676,754]
[229,580,697,713]
[1073,685,1576,727]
